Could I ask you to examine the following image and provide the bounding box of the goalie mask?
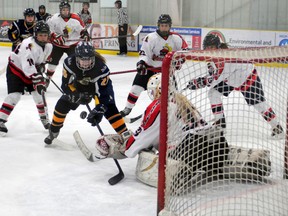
[203,34,221,50]
[34,21,50,47]
[147,74,161,100]
[75,41,96,71]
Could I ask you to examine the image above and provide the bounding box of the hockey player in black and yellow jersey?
[8,8,36,51]
[44,41,128,144]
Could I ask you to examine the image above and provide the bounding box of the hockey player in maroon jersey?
[0,21,52,136]
[45,1,89,82]
[187,34,284,138]
[119,14,188,117]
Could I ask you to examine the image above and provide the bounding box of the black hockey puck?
[80,111,87,119]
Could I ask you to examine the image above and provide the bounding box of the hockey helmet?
[157,14,172,27]
[34,21,50,46]
[23,8,35,25]
[39,5,46,10]
[75,41,96,70]
[23,8,36,17]
[59,1,71,18]
[203,34,221,50]
[157,14,172,37]
[147,73,162,100]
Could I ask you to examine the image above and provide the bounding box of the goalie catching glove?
[87,104,107,126]
[31,73,46,94]
[95,130,133,159]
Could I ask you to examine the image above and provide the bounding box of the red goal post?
[158,47,288,216]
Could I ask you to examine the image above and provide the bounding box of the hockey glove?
[87,104,107,126]
[35,63,46,74]
[173,56,186,70]
[187,76,213,90]
[69,92,93,105]
[50,33,66,46]
[80,29,90,41]
[136,60,147,75]
[32,73,46,94]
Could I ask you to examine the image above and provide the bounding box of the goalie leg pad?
[222,146,271,180]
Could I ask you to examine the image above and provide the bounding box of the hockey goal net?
[157,46,288,216]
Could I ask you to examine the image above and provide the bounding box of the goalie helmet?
[147,73,161,100]
[203,34,221,50]
[59,1,71,18]
[34,21,50,46]
[75,41,96,71]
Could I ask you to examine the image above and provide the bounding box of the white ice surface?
[0,46,156,216]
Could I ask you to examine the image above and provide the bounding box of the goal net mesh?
[158,46,288,216]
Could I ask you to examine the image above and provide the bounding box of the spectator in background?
[89,23,103,49]
[114,0,128,56]
[78,2,92,28]
[36,5,51,22]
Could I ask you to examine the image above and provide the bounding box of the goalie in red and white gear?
[0,21,52,136]
[187,34,284,138]
[119,14,188,117]
[45,1,89,82]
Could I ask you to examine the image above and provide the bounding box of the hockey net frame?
[157,46,288,216]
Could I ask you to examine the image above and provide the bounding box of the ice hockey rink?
[0,46,157,216]
[1,45,288,216]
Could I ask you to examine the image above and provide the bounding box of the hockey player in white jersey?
[120,14,188,117]
[0,21,53,136]
[187,34,284,138]
[46,1,89,81]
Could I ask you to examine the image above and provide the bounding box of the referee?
[114,0,128,56]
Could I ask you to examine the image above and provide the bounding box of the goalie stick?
[73,130,104,162]
[67,25,143,42]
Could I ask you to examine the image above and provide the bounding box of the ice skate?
[40,116,50,130]
[120,107,132,117]
[271,124,284,139]
[0,120,8,137]
[44,129,59,145]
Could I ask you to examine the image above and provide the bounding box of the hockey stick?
[73,130,104,162]
[124,114,143,123]
[67,25,143,42]
[110,67,161,76]
[85,104,125,185]
[41,90,50,128]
